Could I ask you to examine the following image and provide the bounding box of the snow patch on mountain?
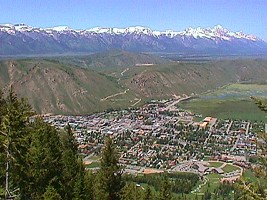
[46,26,70,32]
[0,23,261,42]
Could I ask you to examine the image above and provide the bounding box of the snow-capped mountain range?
[0,23,266,56]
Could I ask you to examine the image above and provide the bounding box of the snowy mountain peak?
[46,26,71,32]
[175,25,260,41]
[125,26,153,34]
[0,23,35,34]
[14,23,34,31]
[0,23,262,42]
[86,26,153,35]
[86,27,123,34]
[0,23,266,56]
[213,24,224,30]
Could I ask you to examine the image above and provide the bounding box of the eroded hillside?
[1,57,267,114]
[122,60,267,97]
[0,59,137,114]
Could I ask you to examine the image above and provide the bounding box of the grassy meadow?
[179,83,267,121]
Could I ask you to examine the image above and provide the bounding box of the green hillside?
[122,59,267,98]
[0,59,137,114]
[1,54,267,115]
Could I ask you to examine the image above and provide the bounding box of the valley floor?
[43,94,265,198]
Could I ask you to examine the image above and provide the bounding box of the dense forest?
[0,89,267,200]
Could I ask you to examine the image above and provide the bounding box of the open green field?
[198,174,222,194]
[242,169,258,182]
[85,162,101,169]
[179,83,267,121]
[87,156,100,161]
[222,164,240,173]
[208,161,223,168]
[203,156,211,161]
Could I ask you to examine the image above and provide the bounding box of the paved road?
[225,121,233,136]
[231,134,241,152]
[231,122,250,152]
[204,120,217,145]
[245,122,250,134]
[165,96,192,110]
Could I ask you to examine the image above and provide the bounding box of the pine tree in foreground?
[158,177,173,200]
[0,89,33,199]
[94,136,124,200]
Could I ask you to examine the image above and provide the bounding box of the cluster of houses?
[43,98,264,181]
[203,119,259,158]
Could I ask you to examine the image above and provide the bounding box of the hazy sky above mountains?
[1,0,266,40]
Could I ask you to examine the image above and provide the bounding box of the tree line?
[124,172,199,194]
[0,90,87,199]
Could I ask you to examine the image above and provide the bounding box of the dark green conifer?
[94,136,124,200]
[84,171,95,200]
[120,182,142,200]
[0,89,33,199]
[60,124,83,199]
[27,119,63,199]
[142,185,154,200]
[158,177,173,200]
[43,185,61,200]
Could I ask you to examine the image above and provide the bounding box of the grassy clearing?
[222,164,239,173]
[203,156,211,161]
[242,169,258,183]
[179,83,267,121]
[199,174,222,194]
[88,156,100,161]
[208,162,223,168]
[85,162,100,169]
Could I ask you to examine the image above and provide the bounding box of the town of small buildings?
[43,96,266,183]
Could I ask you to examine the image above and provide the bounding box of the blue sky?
[0,0,266,39]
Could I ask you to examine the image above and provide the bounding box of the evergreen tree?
[202,191,211,200]
[27,119,63,199]
[0,90,6,197]
[43,185,62,200]
[94,136,124,200]
[120,182,141,200]
[158,177,173,200]
[0,90,87,199]
[0,89,5,123]
[84,171,95,200]
[143,185,154,200]
[0,89,33,199]
[60,124,83,199]
[73,159,86,200]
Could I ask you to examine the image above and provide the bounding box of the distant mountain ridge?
[1,23,267,56]
[62,50,168,68]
